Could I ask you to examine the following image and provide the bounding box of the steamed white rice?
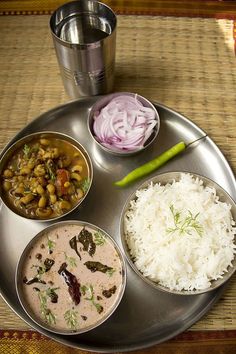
[124,173,236,291]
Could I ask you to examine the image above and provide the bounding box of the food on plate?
[92,94,158,152]
[0,135,91,219]
[123,173,236,291]
[18,222,125,333]
[114,135,208,187]
[115,141,186,187]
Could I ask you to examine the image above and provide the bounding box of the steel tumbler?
[50,0,117,98]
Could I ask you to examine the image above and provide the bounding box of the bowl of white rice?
[120,172,236,295]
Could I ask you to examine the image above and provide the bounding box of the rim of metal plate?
[0,97,235,353]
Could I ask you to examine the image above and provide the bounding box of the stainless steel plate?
[0,97,235,352]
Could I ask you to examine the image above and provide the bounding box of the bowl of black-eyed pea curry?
[0,131,93,221]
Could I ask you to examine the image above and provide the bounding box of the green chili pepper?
[114,142,186,187]
[114,135,207,187]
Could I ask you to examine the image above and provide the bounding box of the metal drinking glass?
[50,0,117,98]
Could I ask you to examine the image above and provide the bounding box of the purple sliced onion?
[93,95,157,152]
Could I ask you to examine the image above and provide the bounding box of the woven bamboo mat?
[1,0,236,19]
[0,14,236,334]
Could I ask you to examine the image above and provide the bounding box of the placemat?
[0,13,236,350]
[0,329,236,354]
[0,0,236,19]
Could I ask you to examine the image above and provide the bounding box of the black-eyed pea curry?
[1,136,91,219]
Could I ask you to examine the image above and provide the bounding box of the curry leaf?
[78,228,96,256]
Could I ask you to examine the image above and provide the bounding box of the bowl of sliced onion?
[88,92,160,156]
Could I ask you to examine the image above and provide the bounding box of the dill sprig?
[36,289,58,325]
[81,178,90,194]
[23,144,31,158]
[46,164,56,182]
[31,264,47,280]
[81,284,103,314]
[93,231,106,246]
[64,309,79,330]
[106,268,116,277]
[167,204,203,236]
[45,287,59,303]
[47,236,55,254]
[64,252,77,268]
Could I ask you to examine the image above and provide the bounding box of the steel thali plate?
[0,97,235,352]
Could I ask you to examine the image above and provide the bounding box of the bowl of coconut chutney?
[16,220,126,334]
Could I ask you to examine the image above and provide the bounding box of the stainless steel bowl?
[0,131,93,222]
[88,92,160,156]
[120,171,236,295]
[15,220,127,335]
